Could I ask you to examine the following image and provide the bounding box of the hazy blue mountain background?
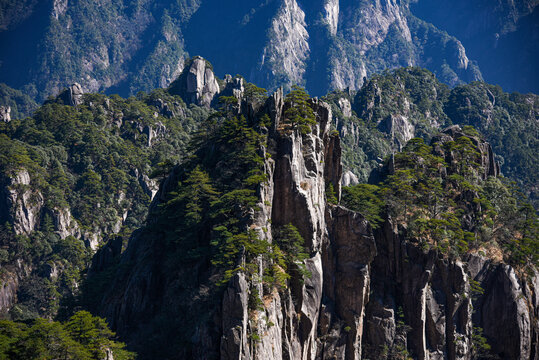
[0,0,537,112]
[0,1,537,357]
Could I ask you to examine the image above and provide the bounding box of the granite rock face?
[59,83,85,106]
[253,0,310,90]
[99,88,537,359]
[168,56,220,107]
[0,170,44,236]
[1,0,492,102]
[0,106,11,122]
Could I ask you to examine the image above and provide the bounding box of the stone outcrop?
[341,170,359,187]
[432,125,500,180]
[0,106,11,122]
[11,0,531,106]
[52,0,68,20]
[168,56,220,107]
[0,170,43,235]
[98,88,537,360]
[0,259,31,313]
[337,97,352,118]
[59,83,84,106]
[51,207,81,239]
[254,0,310,89]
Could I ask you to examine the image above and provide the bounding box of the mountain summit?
[1,0,536,103]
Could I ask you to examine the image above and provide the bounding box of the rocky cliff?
[0,0,488,108]
[98,87,537,359]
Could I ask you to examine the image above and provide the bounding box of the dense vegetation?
[0,311,134,359]
[88,88,316,358]
[325,67,538,207]
[0,87,210,320]
[445,82,538,207]
[0,63,536,358]
[342,131,538,272]
[154,90,313,295]
[0,83,37,119]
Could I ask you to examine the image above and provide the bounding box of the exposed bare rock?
[143,121,167,147]
[0,260,30,314]
[0,106,11,122]
[1,170,43,235]
[340,0,412,53]
[255,0,310,89]
[59,83,84,106]
[51,207,81,239]
[328,54,367,93]
[341,170,359,187]
[52,0,68,20]
[432,125,500,179]
[169,56,220,107]
[337,97,352,118]
[271,104,331,252]
[222,75,245,100]
[481,265,532,359]
[379,114,415,150]
[220,273,250,360]
[159,58,185,89]
[98,88,536,360]
[323,0,340,36]
[323,206,376,359]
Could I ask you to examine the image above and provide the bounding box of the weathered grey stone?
[52,207,81,239]
[221,273,250,360]
[61,83,84,106]
[52,0,68,19]
[98,87,537,360]
[337,97,352,118]
[432,125,500,180]
[3,170,44,235]
[0,106,10,122]
[341,170,358,187]
[482,265,532,360]
[168,56,220,107]
[254,0,309,89]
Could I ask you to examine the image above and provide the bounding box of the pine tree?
[283,85,316,134]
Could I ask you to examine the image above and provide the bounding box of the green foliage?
[326,182,338,206]
[154,112,270,290]
[342,184,384,228]
[283,85,316,134]
[339,129,538,268]
[155,108,311,303]
[445,82,538,206]
[162,165,219,250]
[471,326,497,359]
[243,83,268,104]
[0,83,38,119]
[0,87,210,319]
[0,311,135,359]
[389,306,413,360]
[342,69,537,211]
[272,224,311,280]
[66,311,134,359]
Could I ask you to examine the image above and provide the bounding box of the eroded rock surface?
[99,89,537,360]
[169,56,220,107]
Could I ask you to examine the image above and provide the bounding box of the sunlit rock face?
[99,88,537,360]
[0,0,486,103]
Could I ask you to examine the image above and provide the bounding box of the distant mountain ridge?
[1,0,536,107]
